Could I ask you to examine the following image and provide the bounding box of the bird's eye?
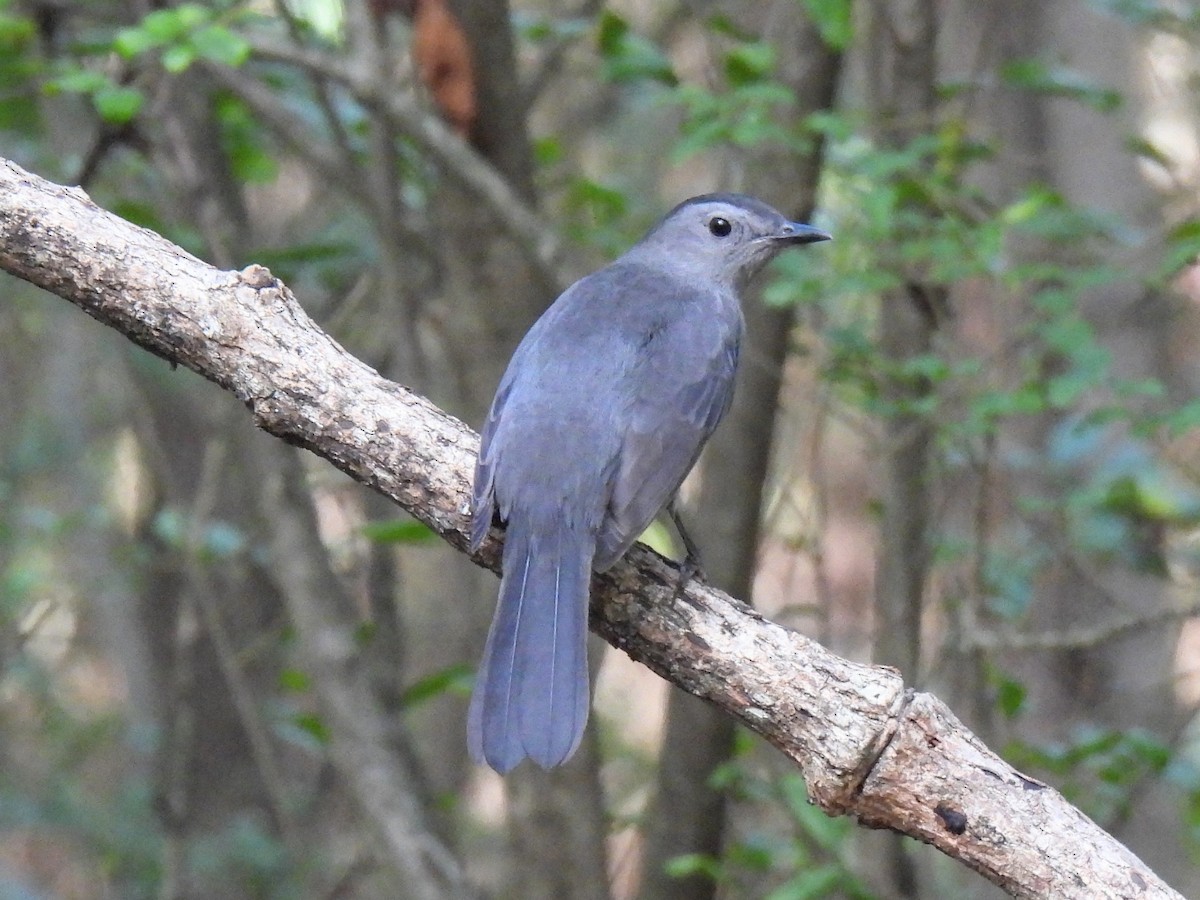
[708,216,732,237]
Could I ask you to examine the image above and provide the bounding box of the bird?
[468,193,830,773]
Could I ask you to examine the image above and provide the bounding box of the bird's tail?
[468,516,592,773]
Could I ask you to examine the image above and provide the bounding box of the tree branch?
[233,39,566,285]
[0,158,1182,900]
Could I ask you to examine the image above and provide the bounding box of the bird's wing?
[470,270,619,551]
[594,314,740,571]
[471,368,516,551]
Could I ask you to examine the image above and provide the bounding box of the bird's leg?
[667,499,705,597]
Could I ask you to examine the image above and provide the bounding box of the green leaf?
[401,664,473,707]
[706,759,743,791]
[1122,730,1171,771]
[252,242,356,267]
[1160,398,1200,437]
[636,520,675,558]
[1100,471,1200,525]
[672,114,727,161]
[1000,58,1122,112]
[596,9,628,57]
[142,4,209,42]
[518,16,552,42]
[213,92,278,183]
[354,621,377,646]
[111,200,166,233]
[970,385,1047,424]
[139,11,184,42]
[1161,218,1200,276]
[161,43,198,73]
[534,135,563,166]
[278,668,311,692]
[228,142,277,183]
[765,865,843,900]
[803,109,854,141]
[778,772,814,821]
[46,68,107,95]
[92,85,143,124]
[898,352,950,385]
[663,853,721,881]
[725,839,775,871]
[563,176,630,252]
[292,712,330,744]
[113,26,161,58]
[596,11,676,85]
[191,24,250,67]
[1001,186,1064,225]
[1126,135,1173,170]
[801,0,853,50]
[360,518,438,544]
[994,675,1027,719]
[0,94,37,131]
[705,14,755,41]
[0,11,37,48]
[1046,370,1094,408]
[724,42,775,86]
[785,779,850,852]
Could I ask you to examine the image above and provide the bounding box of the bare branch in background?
[242,36,567,287]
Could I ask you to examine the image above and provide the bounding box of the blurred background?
[2,0,1200,897]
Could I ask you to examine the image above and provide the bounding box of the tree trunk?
[638,5,841,898]
[418,2,610,894]
[862,1,941,894]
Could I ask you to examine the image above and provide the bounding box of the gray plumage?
[469,193,830,773]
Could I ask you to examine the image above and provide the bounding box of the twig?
[520,0,606,108]
[965,596,1200,652]
[182,437,303,847]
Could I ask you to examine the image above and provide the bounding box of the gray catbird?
[469,193,830,773]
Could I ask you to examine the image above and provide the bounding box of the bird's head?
[633,193,830,289]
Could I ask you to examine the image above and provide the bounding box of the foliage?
[1006,725,1174,824]
[1,0,1200,896]
[639,7,1200,884]
[38,3,249,127]
[597,10,678,86]
[663,744,875,899]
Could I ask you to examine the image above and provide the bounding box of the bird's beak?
[774,222,831,245]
